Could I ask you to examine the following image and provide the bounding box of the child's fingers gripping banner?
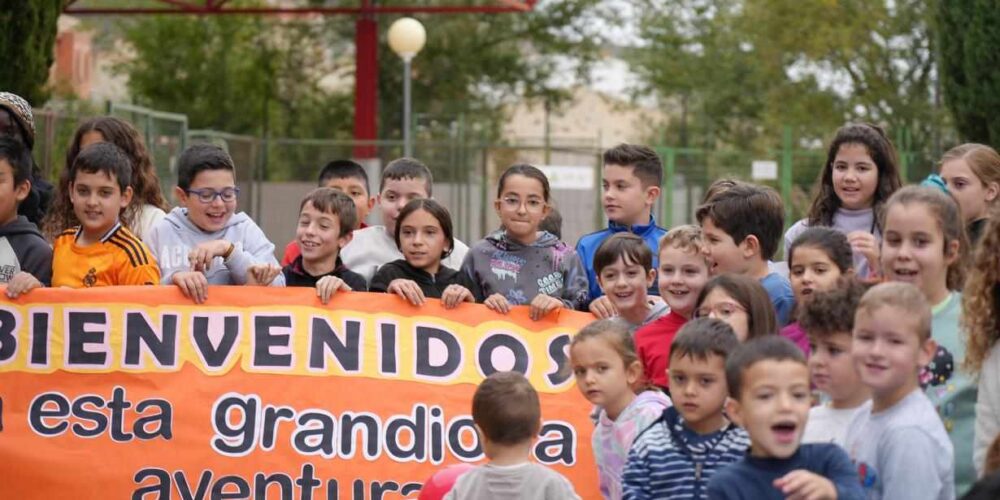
[0,287,598,499]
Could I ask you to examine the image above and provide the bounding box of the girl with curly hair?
[966,214,1000,478]
[42,116,169,241]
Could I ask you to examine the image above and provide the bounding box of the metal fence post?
[781,125,794,228]
[663,147,675,227]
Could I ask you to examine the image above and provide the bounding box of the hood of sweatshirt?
[485,229,560,252]
[0,216,44,239]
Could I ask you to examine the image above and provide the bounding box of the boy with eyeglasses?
[146,144,284,303]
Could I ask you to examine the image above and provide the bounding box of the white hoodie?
[145,207,284,286]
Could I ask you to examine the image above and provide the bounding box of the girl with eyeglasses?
[693,274,777,342]
[460,164,589,320]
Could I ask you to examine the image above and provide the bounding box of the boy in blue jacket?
[577,144,667,316]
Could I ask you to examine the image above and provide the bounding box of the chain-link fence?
[32,108,84,181]
[107,102,188,188]
[30,102,940,257]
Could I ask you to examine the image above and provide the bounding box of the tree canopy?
[937,0,1000,145]
[628,0,943,155]
[0,0,66,105]
[116,0,610,145]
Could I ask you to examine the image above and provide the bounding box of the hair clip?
[921,174,949,194]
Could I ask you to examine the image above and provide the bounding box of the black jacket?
[0,216,52,285]
[282,255,367,291]
[370,259,473,299]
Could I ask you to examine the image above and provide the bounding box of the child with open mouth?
[708,336,864,500]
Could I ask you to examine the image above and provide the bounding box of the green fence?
[107,102,188,188]
[30,102,942,244]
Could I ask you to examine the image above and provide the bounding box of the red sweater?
[634,310,688,389]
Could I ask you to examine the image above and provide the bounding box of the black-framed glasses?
[186,187,240,204]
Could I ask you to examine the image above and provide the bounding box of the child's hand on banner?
[315,276,351,304]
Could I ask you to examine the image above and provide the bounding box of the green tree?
[629,0,943,158]
[0,0,67,105]
[937,0,1000,145]
[118,14,352,139]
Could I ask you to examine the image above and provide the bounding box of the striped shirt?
[622,406,750,500]
[52,223,160,288]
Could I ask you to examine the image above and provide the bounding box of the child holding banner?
[280,159,374,266]
[443,371,581,500]
[370,198,475,308]
[145,144,284,303]
[282,188,367,304]
[0,137,52,297]
[461,164,589,320]
[340,157,469,284]
[569,318,670,500]
[50,142,161,288]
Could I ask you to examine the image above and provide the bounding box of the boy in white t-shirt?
[844,282,955,500]
[799,279,871,446]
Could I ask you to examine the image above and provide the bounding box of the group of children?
[3,94,1000,499]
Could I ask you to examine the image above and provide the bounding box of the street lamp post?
[387,17,426,158]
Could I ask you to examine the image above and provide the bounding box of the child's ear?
[944,238,960,264]
[739,235,760,259]
[986,182,1000,203]
[366,196,376,211]
[645,268,656,288]
[338,231,354,249]
[120,186,134,208]
[596,273,608,293]
[644,185,661,207]
[725,397,744,427]
[626,359,643,387]
[14,179,31,203]
[493,198,503,216]
[174,186,188,208]
[918,337,938,368]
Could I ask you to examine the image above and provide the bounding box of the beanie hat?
[0,92,35,149]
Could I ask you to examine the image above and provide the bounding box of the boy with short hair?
[444,371,580,500]
[592,233,667,331]
[146,144,284,303]
[577,144,667,315]
[844,282,955,500]
[0,137,52,298]
[634,225,710,390]
[708,336,864,500]
[280,159,375,266]
[0,138,52,296]
[340,157,468,284]
[51,143,160,288]
[696,183,795,325]
[798,280,871,446]
[622,318,749,500]
[283,188,367,303]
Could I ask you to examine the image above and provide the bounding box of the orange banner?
[0,287,598,499]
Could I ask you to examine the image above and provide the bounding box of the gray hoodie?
[461,230,588,310]
[145,207,284,286]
